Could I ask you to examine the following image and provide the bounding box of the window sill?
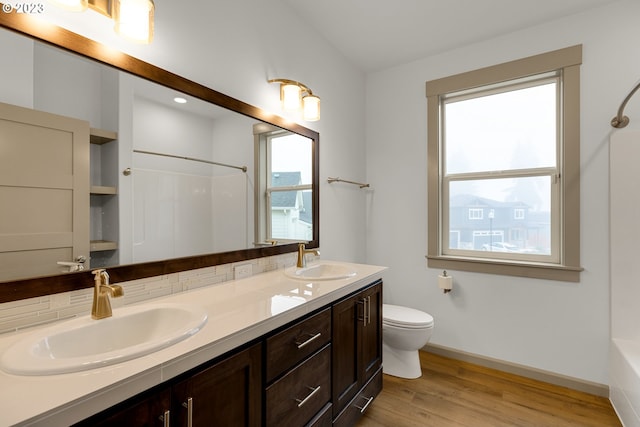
[426,255,583,282]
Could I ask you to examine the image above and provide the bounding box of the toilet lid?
[383,304,434,328]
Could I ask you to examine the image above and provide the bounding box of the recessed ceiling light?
[174,97,187,104]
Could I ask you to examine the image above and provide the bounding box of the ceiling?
[281,0,618,72]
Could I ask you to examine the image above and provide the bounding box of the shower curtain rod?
[611,80,640,128]
[133,149,247,172]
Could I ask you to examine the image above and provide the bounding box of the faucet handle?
[92,269,109,284]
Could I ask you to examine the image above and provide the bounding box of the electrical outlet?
[234,264,253,280]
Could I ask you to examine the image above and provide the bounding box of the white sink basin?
[0,303,208,376]
[285,262,357,281]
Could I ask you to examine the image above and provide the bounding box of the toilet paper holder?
[438,270,453,294]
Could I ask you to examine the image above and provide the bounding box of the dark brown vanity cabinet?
[171,342,262,427]
[75,343,262,427]
[75,279,382,427]
[75,386,172,427]
[332,280,383,425]
[265,308,332,426]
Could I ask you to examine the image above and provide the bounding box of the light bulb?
[281,84,302,112]
[114,0,155,43]
[302,94,320,121]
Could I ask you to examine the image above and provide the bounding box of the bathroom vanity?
[0,261,385,426]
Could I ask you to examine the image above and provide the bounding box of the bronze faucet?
[91,269,124,320]
[297,243,320,268]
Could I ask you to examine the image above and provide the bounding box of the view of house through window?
[426,45,582,281]
[443,77,558,262]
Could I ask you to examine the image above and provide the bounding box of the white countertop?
[0,261,386,427]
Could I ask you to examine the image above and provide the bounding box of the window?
[468,208,484,220]
[426,45,583,281]
[255,125,313,245]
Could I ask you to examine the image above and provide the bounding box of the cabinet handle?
[355,395,374,413]
[367,295,372,325]
[295,385,321,408]
[295,332,322,349]
[365,297,369,326]
[357,299,367,326]
[159,410,170,427]
[182,397,193,427]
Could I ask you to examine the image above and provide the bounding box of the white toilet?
[382,304,434,379]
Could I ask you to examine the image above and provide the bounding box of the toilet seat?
[383,304,433,329]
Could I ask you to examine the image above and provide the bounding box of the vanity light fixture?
[48,0,155,44]
[268,79,320,121]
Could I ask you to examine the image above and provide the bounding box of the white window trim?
[254,125,314,245]
[426,45,583,282]
[468,208,484,220]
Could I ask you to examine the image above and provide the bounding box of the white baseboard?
[423,343,609,398]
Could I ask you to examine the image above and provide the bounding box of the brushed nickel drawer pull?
[295,332,322,349]
[353,396,374,413]
[159,410,170,427]
[295,385,321,408]
[355,395,374,413]
[182,397,193,427]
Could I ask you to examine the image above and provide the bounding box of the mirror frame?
[0,10,319,303]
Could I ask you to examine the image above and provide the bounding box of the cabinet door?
[172,342,262,427]
[331,291,360,417]
[73,387,171,427]
[332,281,383,419]
[360,281,382,385]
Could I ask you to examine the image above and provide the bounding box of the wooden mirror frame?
[0,10,319,303]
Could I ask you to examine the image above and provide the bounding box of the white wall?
[365,0,640,385]
[0,30,33,107]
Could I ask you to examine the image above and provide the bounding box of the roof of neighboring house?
[299,191,312,224]
[271,172,301,208]
[450,194,530,208]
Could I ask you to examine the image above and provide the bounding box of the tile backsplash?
[0,253,301,334]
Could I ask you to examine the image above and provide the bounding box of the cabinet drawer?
[306,402,332,427]
[266,345,331,427]
[266,307,331,382]
[333,367,382,427]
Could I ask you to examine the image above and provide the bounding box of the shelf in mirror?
[90,128,118,256]
[90,128,117,145]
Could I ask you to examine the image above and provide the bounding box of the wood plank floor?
[357,351,622,427]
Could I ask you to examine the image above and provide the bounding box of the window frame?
[468,208,484,220]
[426,45,583,282]
[254,124,315,245]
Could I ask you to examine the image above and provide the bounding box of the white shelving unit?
[90,128,118,266]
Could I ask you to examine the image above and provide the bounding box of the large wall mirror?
[0,11,319,303]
